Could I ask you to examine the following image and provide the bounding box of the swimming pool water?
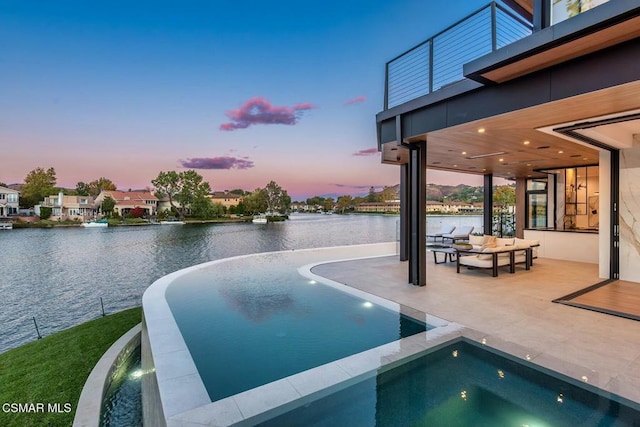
[100,346,142,427]
[165,252,427,402]
[260,339,640,426]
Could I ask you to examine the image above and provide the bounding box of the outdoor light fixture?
[477,127,485,133]
[523,140,530,145]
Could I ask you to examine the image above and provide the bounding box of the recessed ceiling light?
[583,157,588,160]
[526,163,532,166]
[499,158,504,162]
[453,165,458,167]
[523,140,530,145]
[462,151,467,155]
[558,150,564,154]
[482,168,487,171]
[477,128,485,133]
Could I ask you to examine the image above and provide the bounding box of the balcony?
[384,2,532,110]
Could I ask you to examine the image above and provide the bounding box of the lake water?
[0,214,482,353]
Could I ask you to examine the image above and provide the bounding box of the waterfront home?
[377,0,640,287]
[39,192,97,221]
[425,200,481,214]
[0,186,19,217]
[354,200,400,213]
[95,190,158,217]
[290,202,322,212]
[207,191,243,208]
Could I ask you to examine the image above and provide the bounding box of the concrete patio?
[311,252,640,407]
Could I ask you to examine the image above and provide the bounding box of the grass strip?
[0,307,142,427]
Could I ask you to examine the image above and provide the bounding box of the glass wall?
[526,179,548,228]
[563,166,599,230]
[551,0,610,25]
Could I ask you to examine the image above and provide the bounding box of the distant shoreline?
[10,217,251,229]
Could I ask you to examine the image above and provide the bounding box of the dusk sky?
[1,0,493,200]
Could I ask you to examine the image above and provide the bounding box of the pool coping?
[142,242,461,426]
[73,323,141,427]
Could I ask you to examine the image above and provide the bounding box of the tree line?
[7,166,291,221]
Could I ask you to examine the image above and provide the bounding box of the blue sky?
[1,0,494,200]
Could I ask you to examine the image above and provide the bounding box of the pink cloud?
[180,156,255,170]
[353,148,379,156]
[220,97,315,131]
[344,96,366,106]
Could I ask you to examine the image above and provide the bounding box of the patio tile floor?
[311,255,640,406]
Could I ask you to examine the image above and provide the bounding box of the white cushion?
[496,237,515,247]
[459,254,511,268]
[514,238,540,247]
[477,246,510,260]
[469,235,485,245]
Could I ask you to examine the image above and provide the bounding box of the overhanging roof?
[465,1,640,84]
[382,80,640,179]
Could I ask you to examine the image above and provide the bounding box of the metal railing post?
[429,40,434,94]
[491,2,498,51]
[33,317,42,339]
[384,62,389,110]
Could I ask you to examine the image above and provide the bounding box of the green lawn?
[0,307,142,427]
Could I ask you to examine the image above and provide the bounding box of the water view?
[0,214,403,353]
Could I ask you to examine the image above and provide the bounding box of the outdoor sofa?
[456,235,540,277]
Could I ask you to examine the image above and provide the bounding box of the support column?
[515,177,526,238]
[408,141,427,286]
[399,164,410,261]
[484,174,493,235]
[397,115,410,262]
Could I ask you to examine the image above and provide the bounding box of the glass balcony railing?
[384,2,532,109]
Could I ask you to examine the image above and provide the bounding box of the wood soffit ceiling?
[482,15,640,83]
[383,81,640,180]
[513,0,533,15]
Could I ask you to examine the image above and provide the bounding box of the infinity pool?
[260,339,640,426]
[165,250,427,402]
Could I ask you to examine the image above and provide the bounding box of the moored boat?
[252,215,267,224]
[81,218,108,228]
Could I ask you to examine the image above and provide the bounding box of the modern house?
[377,0,640,286]
[95,190,158,217]
[40,192,97,221]
[0,186,20,217]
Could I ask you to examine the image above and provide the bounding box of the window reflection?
[551,0,610,26]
